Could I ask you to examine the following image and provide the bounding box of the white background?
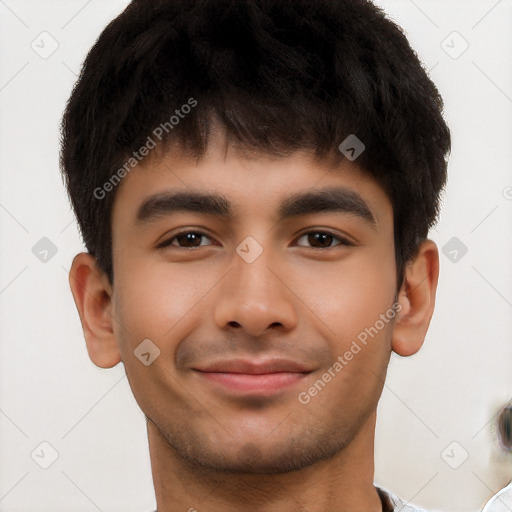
[0,1,511,511]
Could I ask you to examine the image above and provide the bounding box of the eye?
[157,229,353,250]
[157,230,214,249]
[295,230,353,249]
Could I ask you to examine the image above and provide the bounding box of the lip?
[193,358,313,396]
[193,358,313,374]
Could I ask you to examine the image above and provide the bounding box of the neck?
[147,412,382,512]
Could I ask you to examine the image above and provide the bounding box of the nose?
[212,240,299,338]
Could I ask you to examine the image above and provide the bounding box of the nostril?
[498,405,512,451]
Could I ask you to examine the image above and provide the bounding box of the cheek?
[298,248,397,343]
[305,253,396,407]
[111,257,215,351]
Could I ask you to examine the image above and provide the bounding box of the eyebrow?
[136,187,377,229]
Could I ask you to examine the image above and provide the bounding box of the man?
[61,0,451,510]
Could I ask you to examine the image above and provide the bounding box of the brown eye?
[296,231,352,249]
[157,231,212,249]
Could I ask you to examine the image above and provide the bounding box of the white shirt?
[377,480,512,512]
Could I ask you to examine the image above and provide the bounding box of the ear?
[392,239,440,357]
[68,252,122,368]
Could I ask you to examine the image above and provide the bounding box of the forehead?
[111,144,393,232]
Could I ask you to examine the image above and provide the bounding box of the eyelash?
[156,229,354,250]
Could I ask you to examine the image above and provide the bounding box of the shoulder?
[376,484,434,512]
[377,479,512,512]
[481,479,512,512]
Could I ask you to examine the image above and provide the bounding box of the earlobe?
[391,239,440,357]
[68,252,122,368]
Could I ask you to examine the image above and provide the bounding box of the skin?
[69,133,439,512]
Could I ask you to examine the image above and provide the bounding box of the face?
[108,140,398,474]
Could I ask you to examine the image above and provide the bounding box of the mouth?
[192,358,314,397]
[194,370,311,395]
